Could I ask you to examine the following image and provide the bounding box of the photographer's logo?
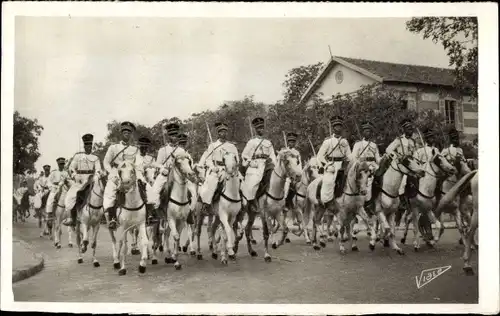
[415,266,451,289]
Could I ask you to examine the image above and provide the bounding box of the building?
[299,56,478,140]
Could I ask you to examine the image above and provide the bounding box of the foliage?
[13,111,44,175]
[406,17,478,98]
[282,62,324,104]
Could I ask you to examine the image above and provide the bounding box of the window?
[444,100,456,125]
[400,99,408,110]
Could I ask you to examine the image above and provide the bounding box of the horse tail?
[435,170,478,215]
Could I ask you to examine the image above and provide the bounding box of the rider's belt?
[327,157,344,162]
[364,157,376,162]
[53,182,59,185]
[76,170,94,174]
[214,161,225,166]
[253,154,269,159]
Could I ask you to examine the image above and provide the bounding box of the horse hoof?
[197,254,203,260]
[375,237,380,242]
[159,245,164,252]
[139,265,146,274]
[174,264,182,270]
[152,259,158,265]
[113,262,121,270]
[352,246,359,252]
[211,253,218,260]
[77,258,83,264]
[228,254,236,261]
[369,244,375,251]
[340,249,346,255]
[401,238,406,244]
[383,240,390,248]
[182,246,188,253]
[131,249,140,255]
[397,249,405,256]
[367,232,372,237]
[320,241,326,248]
[306,241,311,245]
[68,243,73,248]
[264,256,272,263]
[327,237,334,242]
[319,234,326,239]
[250,250,258,257]
[209,244,214,251]
[352,236,358,241]
[313,245,321,251]
[463,267,474,276]
[414,247,419,252]
[333,232,339,238]
[93,261,100,268]
[177,246,182,252]
[118,269,127,276]
[458,238,464,245]
[165,257,175,264]
[272,243,278,249]
[221,259,228,265]
[251,240,257,245]
[56,244,61,249]
[285,238,291,243]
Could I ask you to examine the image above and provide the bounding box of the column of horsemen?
[32,114,475,249]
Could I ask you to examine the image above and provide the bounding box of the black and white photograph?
[2,2,498,314]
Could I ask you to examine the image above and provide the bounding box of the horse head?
[173,151,197,183]
[144,167,157,186]
[430,149,456,177]
[305,156,321,181]
[394,153,425,178]
[221,150,239,178]
[117,160,137,191]
[347,160,371,196]
[452,155,472,177]
[278,148,301,183]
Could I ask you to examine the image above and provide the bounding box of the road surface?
[13,217,478,303]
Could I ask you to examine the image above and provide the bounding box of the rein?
[265,154,290,201]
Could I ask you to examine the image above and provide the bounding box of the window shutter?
[455,101,464,131]
[438,99,446,119]
[408,99,417,111]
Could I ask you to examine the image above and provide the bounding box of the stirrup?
[108,219,118,230]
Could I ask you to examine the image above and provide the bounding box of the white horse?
[371,153,425,254]
[75,174,105,267]
[434,155,474,244]
[156,151,198,270]
[435,170,478,275]
[400,150,456,250]
[237,149,302,262]
[305,160,373,253]
[53,181,75,249]
[109,160,149,275]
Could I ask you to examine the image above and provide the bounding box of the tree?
[406,17,478,98]
[282,62,324,104]
[13,111,44,175]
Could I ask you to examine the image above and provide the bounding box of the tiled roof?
[337,56,455,86]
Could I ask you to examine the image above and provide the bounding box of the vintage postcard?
[1,1,498,315]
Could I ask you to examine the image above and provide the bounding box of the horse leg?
[76,223,84,264]
[80,219,89,253]
[91,223,100,267]
[186,222,196,256]
[207,213,214,250]
[195,212,205,260]
[138,223,148,273]
[350,215,359,252]
[245,211,258,257]
[219,217,229,265]
[410,208,420,251]
[263,211,273,262]
[278,207,289,246]
[337,210,347,254]
[388,212,404,255]
[317,209,328,248]
[170,218,182,270]
[118,226,128,275]
[426,207,441,243]
[463,208,477,275]
[210,216,221,260]
[164,223,174,264]
[326,213,335,242]
[67,225,75,248]
[109,228,120,269]
[302,201,312,245]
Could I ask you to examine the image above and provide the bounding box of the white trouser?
[103,169,120,210]
[45,187,59,214]
[199,166,222,205]
[241,159,266,201]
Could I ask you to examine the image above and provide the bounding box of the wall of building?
[315,63,377,99]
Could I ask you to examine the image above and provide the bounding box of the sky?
[14,17,451,171]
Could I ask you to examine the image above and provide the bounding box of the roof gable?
[299,56,455,105]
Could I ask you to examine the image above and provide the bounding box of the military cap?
[56,157,66,164]
[421,128,434,139]
[138,137,151,146]
[361,121,374,130]
[165,122,180,137]
[215,122,228,133]
[120,121,136,133]
[177,133,188,145]
[43,165,51,170]
[286,132,298,142]
[252,117,265,129]
[400,118,413,129]
[330,115,344,127]
[82,133,94,145]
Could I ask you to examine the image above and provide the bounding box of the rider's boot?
[63,207,78,227]
[106,206,118,230]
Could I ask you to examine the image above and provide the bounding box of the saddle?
[254,159,275,200]
[285,187,295,209]
[370,155,392,203]
[73,181,93,212]
[404,175,419,199]
[41,192,49,208]
[212,180,226,204]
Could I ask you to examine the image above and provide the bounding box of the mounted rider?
[240,117,277,210]
[198,122,240,214]
[414,128,438,164]
[441,128,465,163]
[103,121,146,230]
[316,115,352,203]
[62,133,103,227]
[283,132,302,212]
[34,164,52,211]
[135,136,158,223]
[45,157,70,219]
